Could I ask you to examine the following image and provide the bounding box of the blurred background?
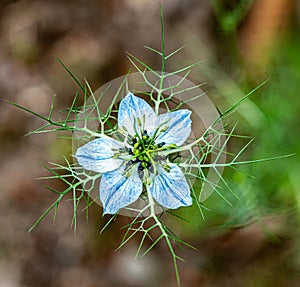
[0,0,300,286]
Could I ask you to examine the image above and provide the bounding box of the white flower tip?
[102,209,115,215]
[184,196,193,206]
[125,91,135,98]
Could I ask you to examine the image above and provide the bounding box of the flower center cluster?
[129,130,164,171]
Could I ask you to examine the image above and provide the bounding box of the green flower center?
[130,130,164,170]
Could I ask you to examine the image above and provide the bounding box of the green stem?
[145,185,181,286]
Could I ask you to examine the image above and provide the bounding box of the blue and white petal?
[100,164,143,214]
[149,163,192,209]
[118,92,157,136]
[154,109,192,146]
[75,137,123,173]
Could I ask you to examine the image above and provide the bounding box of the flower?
[75,92,193,214]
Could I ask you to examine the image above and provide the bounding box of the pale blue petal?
[100,164,143,214]
[149,164,192,209]
[118,92,157,136]
[155,109,192,146]
[75,137,123,173]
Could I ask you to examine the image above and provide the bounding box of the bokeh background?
[0,0,300,286]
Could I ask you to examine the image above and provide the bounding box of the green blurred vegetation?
[179,2,300,233]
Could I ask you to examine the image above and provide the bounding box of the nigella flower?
[75,92,193,214]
